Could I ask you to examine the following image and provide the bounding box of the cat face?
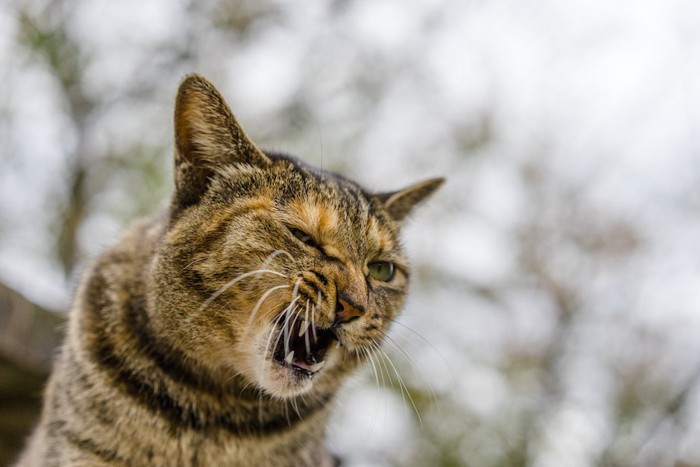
[154,75,442,398]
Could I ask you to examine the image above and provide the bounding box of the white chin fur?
[257,360,316,398]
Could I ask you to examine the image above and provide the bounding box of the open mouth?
[272,314,337,377]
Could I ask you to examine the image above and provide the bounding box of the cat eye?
[368,261,396,282]
[289,227,318,248]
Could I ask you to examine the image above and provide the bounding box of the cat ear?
[172,74,270,209]
[376,177,445,222]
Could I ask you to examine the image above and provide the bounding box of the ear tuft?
[377,177,445,222]
[172,74,270,210]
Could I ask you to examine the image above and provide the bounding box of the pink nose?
[336,297,364,324]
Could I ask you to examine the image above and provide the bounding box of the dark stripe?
[92,339,204,434]
[64,429,124,464]
[300,277,325,302]
[65,353,117,427]
[124,294,224,395]
[310,270,329,286]
[172,215,235,297]
[180,268,214,301]
[86,291,332,436]
[319,249,343,264]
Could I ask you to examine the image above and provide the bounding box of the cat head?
[153,74,443,399]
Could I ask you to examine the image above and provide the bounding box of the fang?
[298,320,310,337]
[284,350,295,363]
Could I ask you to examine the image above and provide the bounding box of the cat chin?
[258,360,319,398]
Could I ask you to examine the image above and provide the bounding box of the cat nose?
[335,294,365,325]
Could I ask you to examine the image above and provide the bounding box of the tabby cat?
[17,75,443,466]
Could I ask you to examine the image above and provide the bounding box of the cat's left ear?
[376,177,445,222]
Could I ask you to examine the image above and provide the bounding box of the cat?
[16,74,443,466]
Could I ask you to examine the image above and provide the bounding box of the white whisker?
[261,249,294,267]
[196,269,287,316]
[283,280,302,355]
[284,306,303,356]
[374,343,423,427]
[363,346,381,388]
[360,346,383,443]
[260,311,289,379]
[249,250,294,289]
[387,317,456,386]
[247,284,289,325]
[181,256,206,271]
[312,291,321,340]
[379,330,439,408]
[304,299,311,355]
[291,396,302,420]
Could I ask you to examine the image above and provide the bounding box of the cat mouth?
[272,315,337,377]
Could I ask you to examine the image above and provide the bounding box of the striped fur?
[17,75,443,466]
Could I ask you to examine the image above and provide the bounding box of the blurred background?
[1,0,700,465]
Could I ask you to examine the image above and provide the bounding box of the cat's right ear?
[172,74,270,211]
[376,177,445,222]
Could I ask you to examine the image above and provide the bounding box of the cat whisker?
[312,291,322,341]
[290,277,301,304]
[277,305,295,360]
[359,346,383,443]
[362,346,381,390]
[236,379,255,396]
[378,330,439,408]
[256,309,287,420]
[260,249,294,268]
[261,311,290,378]
[290,395,302,420]
[387,317,456,385]
[283,306,303,357]
[249,249,294,289]
[247,284,289,326]
[268,300,300,365]
[284,401,291,427]
[368,342,390,410]
[196,268,288,316]
[258,311,290,397]
[282,280,302,357]
[222,367,246,387]
[303,299,311,356]
[181,256,207,271]
[374,343,424,428]
[282,284,301,357]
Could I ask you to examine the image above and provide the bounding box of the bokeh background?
[2,0,700,466]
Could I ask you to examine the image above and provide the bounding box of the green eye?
[368,261,396,282]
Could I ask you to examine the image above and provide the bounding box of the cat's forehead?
[284,188,397,259]
[264,154,400,255]
[266,152,367,208]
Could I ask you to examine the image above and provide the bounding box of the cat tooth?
[298,320,310,337]
[284,350,295,363]
[309,360,325,373]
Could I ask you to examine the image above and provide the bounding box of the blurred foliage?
[2,0,700,466]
